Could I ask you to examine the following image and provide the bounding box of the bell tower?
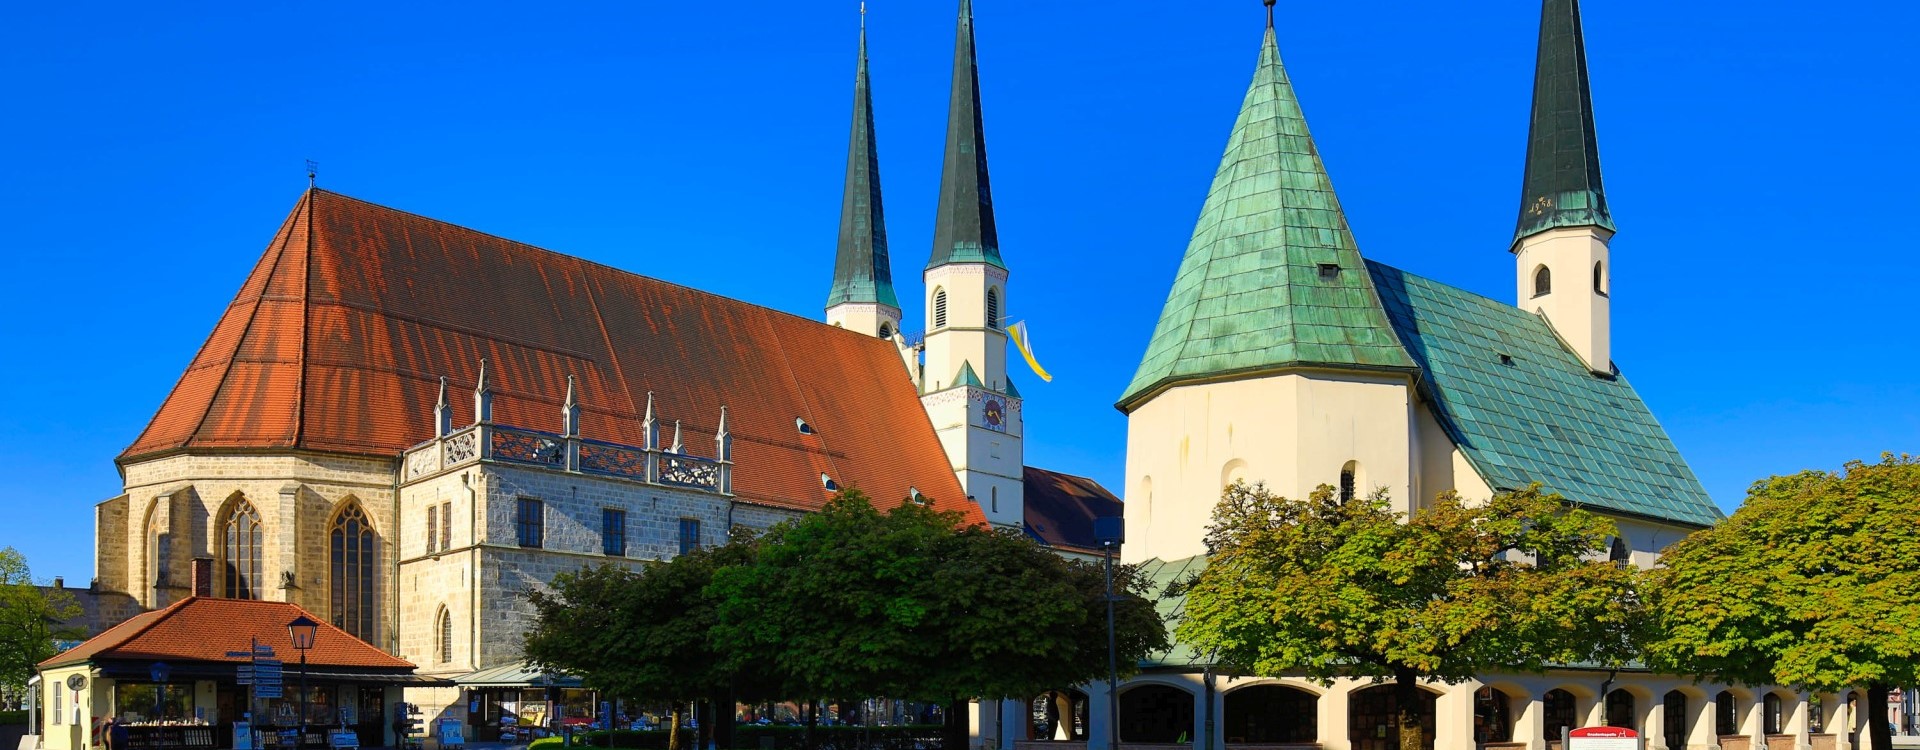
[1513,0,1614,375]
[921,0,1023,529]
[825,7,902,342]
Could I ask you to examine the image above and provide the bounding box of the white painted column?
[1749,699,1768,750]
[1436,684,1476,750]
[1647,693,1668,750]
[1319,681,1355,750]
[1835,696,1853,750]
[1517,695,1547,750]
[1792,695,1811,750]
[1087,681,1113,750]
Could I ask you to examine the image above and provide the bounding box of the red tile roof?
[123,189,975,521]
[39,597,414,670]
[1021,466,1123,555]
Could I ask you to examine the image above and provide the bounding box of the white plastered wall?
[1514,226,1612,374]
[1122,370,1415,564]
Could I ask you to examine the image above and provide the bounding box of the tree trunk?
[943,699,970,750]
[670,706,684,750]
[714,690,735,750]
[1395,668,1425,750]
[805,699,819,750]
[1867,685,1893,750]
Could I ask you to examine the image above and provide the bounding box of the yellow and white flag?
[1006,320,1053,382]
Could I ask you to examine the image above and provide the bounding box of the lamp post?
[1093,516,1126,750]
[150,662,172,721]
[287,615,318,747]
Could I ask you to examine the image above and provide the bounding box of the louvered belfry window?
[986,288,1000,329]
[934,288,948,328]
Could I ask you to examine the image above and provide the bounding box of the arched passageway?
[1350,685,1437,750]
[1120,685,1195,744]
[1029,689,1089,741]
[1223,685,1317,744]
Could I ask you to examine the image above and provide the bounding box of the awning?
[92,661,451,686]
[452,663,583,688]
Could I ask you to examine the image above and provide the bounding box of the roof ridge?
[301,189,908,348]
[190,190,312,447]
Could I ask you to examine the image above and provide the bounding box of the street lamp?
[1093,516,1125,750]
[287,615,318,746]
[150,662,172,721]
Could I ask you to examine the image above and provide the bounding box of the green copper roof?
[927,0,1004,271]
[827,24,899,309]
[1514,0,1614,244]
[953,360,984,389]
[1367,260,1719,527]
[1000,375,1019,399]
[1136,554,1209,669]
[1118,27,1415,411]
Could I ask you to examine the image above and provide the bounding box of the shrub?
[0,711,27,726]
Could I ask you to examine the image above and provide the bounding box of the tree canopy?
[524,535,767,749]
[710,489,1165,701]
[1176,482,1638,750]
[0,547,81,706]
[1646,454,1920,750]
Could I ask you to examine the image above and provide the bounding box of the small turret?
[472,358,492,426]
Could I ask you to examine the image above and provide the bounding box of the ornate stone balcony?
[403,423,732,496]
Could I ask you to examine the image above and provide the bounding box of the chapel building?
[984,4,1874,750]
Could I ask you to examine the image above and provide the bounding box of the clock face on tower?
[982,397,1006,432]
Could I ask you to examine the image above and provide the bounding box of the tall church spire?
[1514,0,1614,244]
[826,11,898,311]
[927,0,1003,270]
[1119,23,1414,411]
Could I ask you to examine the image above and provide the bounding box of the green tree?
[1176,482,1638,750]
[524,535,767,750]
[1646,454,1920,750]
[0,547,82,705]
[709,489,1166,750]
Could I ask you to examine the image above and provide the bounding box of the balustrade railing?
[402,423,730,495]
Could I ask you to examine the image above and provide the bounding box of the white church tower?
[1511,0,1614,374]
[919,0,1023,529]
[1115,11,1423,562]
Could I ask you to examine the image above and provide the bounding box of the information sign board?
[233,722,254,750]
[437,719,465,747]
[329,730,360,749]
[1569,726,1640,750]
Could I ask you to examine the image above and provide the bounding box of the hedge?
[529,724,947,750]
[0,711,27,726]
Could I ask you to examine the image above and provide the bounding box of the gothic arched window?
[330,503,378,641]
[878,322,893,340]
[1593,261,1607,294]
[986,288,1001,330]
[933,288,949,329]
[438,607,453,664]
[222,498,264,599]
[1339,460,1360,502]
[1534,265,1552,297]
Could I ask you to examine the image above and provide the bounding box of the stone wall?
[111,451,399,648]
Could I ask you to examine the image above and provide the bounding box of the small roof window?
[1318,263,1341,281]
[796,417,815,435]
[821,473,838,491]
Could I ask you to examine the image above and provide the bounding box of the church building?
[976,3,1874,750]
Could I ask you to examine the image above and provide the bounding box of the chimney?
[191,558,214,597]
[52,576,64,590]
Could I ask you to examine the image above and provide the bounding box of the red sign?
[1571,728,1640,739]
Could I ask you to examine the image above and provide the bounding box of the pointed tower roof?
[1514,0,1614,244]
[952,361,984,389]
[1118,25,1415,412]
[827,14,899,309]
[927,0,1004,270]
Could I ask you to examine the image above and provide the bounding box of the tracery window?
[330,503,378,641]
[222,498,264,599]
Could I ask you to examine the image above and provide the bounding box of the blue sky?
[2,1,1916,583]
